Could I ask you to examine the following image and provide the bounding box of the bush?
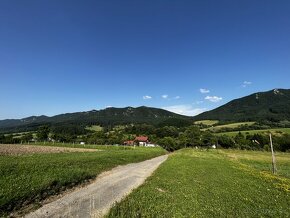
[158,137,178,151]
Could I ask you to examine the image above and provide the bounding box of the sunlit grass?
[108,149,290,217]
[221,149,290,178]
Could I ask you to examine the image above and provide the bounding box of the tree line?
[1,123,290,152]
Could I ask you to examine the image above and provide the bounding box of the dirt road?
[25,154,168,218]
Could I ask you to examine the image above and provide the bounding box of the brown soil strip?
[0,144,98,155]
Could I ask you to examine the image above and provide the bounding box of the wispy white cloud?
[162,105,207,116]
[242,81,252,88]
[161,95,180,100]
[143,95,152,100]
[195,100,204,105]
[205,96,223,103]
[200,88,210,94]
[106,105,113,108]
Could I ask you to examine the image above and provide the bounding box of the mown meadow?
[0,144,166,216]
[108,149,290,217]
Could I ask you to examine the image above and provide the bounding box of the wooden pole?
[269,133,277,174]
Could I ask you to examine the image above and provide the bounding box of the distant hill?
[0,106,192,133]
[194,89,290,122]
[2,88,290,134]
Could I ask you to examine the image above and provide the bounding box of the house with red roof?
[123,136,151,146]
[135,136,149,146]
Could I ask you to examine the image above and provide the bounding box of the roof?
[135,136,148,142]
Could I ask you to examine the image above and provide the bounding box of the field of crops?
[0,144,99,155]
[0,144,166,216]
[108,149,290,217]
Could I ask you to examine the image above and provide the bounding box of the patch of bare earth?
[0,144,99,155]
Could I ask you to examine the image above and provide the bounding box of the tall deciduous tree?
[36,126,50,141]
[184,126,201,147]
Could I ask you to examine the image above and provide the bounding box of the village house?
[135,136,149,146]
[124,136,156,147]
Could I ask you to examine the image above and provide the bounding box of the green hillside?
[194,89,290,122]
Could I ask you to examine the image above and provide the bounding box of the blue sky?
[0,0,290,119]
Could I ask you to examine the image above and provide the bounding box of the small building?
[123,136,157,147]
[135,136,149,146]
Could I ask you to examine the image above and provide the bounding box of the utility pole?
[269,133,277,174]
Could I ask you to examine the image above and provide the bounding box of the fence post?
[269,133,277,174]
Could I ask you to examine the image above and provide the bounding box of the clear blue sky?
[1,0,290,119]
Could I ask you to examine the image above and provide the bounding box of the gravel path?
[25,154,168,218]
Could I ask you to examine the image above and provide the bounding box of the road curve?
[25,154,168,218]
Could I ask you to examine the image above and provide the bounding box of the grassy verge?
[0,146,166,216]
[108,149,290,217]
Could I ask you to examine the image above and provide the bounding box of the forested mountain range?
[1,89,290,134]
[0,106,191,133]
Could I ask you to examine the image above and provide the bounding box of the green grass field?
[4,131,36,138]
[222,149,290,178]
[86,125,104,132]
[194,120,219,126]
[31,142,134,150]
[216,128,290,137]
[0,145,166,216]
[203,122,256,131]
[108,149,290,217]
